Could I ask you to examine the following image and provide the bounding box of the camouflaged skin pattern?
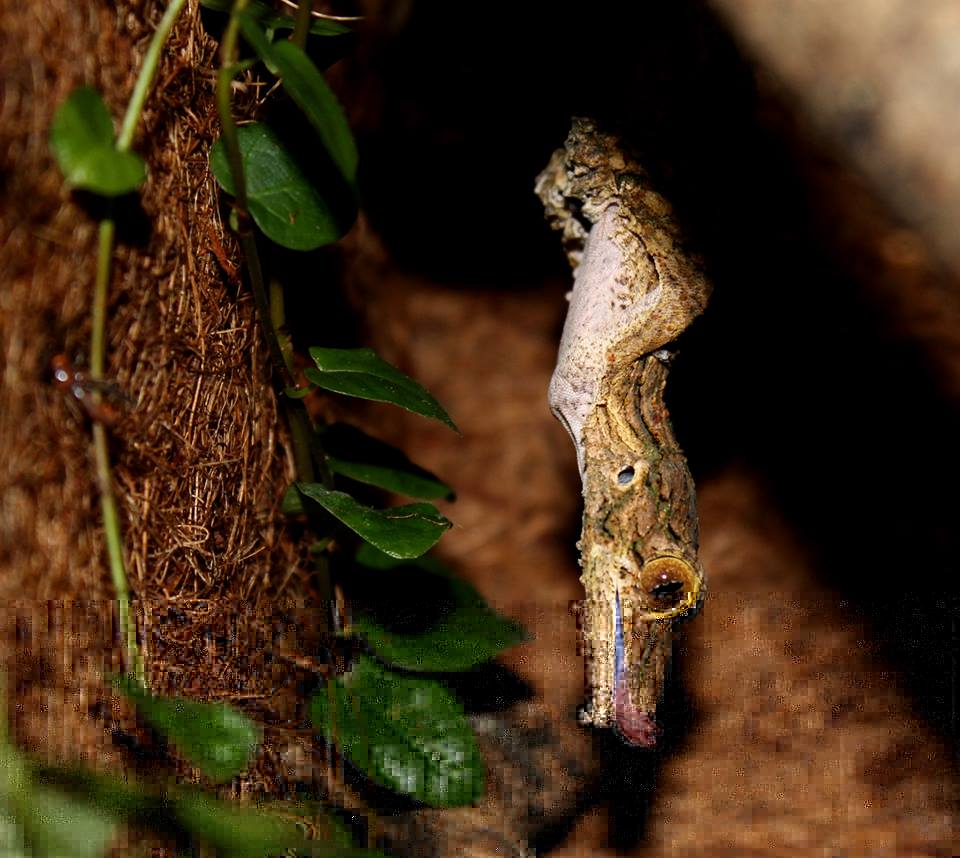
[536,118,711,744]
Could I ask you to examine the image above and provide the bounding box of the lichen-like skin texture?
[536,118,711,745]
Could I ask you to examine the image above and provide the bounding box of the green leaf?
[281,483,305,515]
[114,676,260,783]
[322,423,454,500]
[307,348,457,431]
[284,16,352,37]
[49,87,146,196]
[238,12,358,184]
[310,656,484,806]
[296,483,451,558]
[28,764,368,858]
[210,122,343,250]
[16,783,118,858]
[354,541,449,573]
[349,547,526,671]
[0,745,118,858]
[0,815,30,858]
[283,384,312,399]
[200,0,351,35]
[173,789,312,858]
[30,762,161,822]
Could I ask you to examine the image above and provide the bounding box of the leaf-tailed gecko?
[536,118,711,746]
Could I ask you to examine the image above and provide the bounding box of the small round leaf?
[114,677,260,783]
[49,86,146,196]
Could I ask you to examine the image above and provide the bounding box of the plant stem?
[117,0,188,152]
[216,1,293,389]
[90,219,144,684]
[92,221,143,684]
[89,0,187,685]
[94,423,143,682]
[217,1,334,636]
[291,0,312,49]
[269,277,296,377]
[90,219,115,380]
[216,1,252,215]
[216,0,330,488]
[92,218,143,682]
[0,669,7,747]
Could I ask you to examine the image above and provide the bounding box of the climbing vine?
[1,1,524,855]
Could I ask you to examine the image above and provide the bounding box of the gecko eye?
[650,579,684,600]
[635,556,702,621]
[617,466,635,485]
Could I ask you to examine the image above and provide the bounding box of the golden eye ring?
[632,555,703,621]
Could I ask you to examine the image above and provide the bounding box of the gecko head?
[611,556,702,748]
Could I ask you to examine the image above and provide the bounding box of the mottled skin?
[536,119,711,746]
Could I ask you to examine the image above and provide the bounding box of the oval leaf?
[296,483,450,558]
[114,676,260,783]
[173,789,312,858]
[200,0,351,36]
[350,546,525,671]
[210,123,342,250]
[15,783,118,858]
[310,656,484,806]
[49,87,146,196]
[237,11,357,183]
[0,745,118,858]
[322,423,453,500]
[307,348,457,430]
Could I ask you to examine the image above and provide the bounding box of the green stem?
[291,0,312,49]
[217,1,332,640]
[94,424,143,684]
[269,277,295,377]
[117,0,188,152]
[89,0,187,685]
[216,2,291,387]
[216,0,329,488]
[269,278,319,482]
[90,219,115,380]
[0,669,7,747]
[238,231,294,389]
[90,220,144,685]
[216,2,251,216]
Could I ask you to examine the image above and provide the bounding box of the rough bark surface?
[0,0,314,804]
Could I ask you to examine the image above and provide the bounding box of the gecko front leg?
[536,119,711,746]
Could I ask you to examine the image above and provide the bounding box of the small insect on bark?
[51,354,124,427]
[536,119,711,747]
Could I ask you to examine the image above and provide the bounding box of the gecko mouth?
[613,590,660,748]
[614,682,658,747]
